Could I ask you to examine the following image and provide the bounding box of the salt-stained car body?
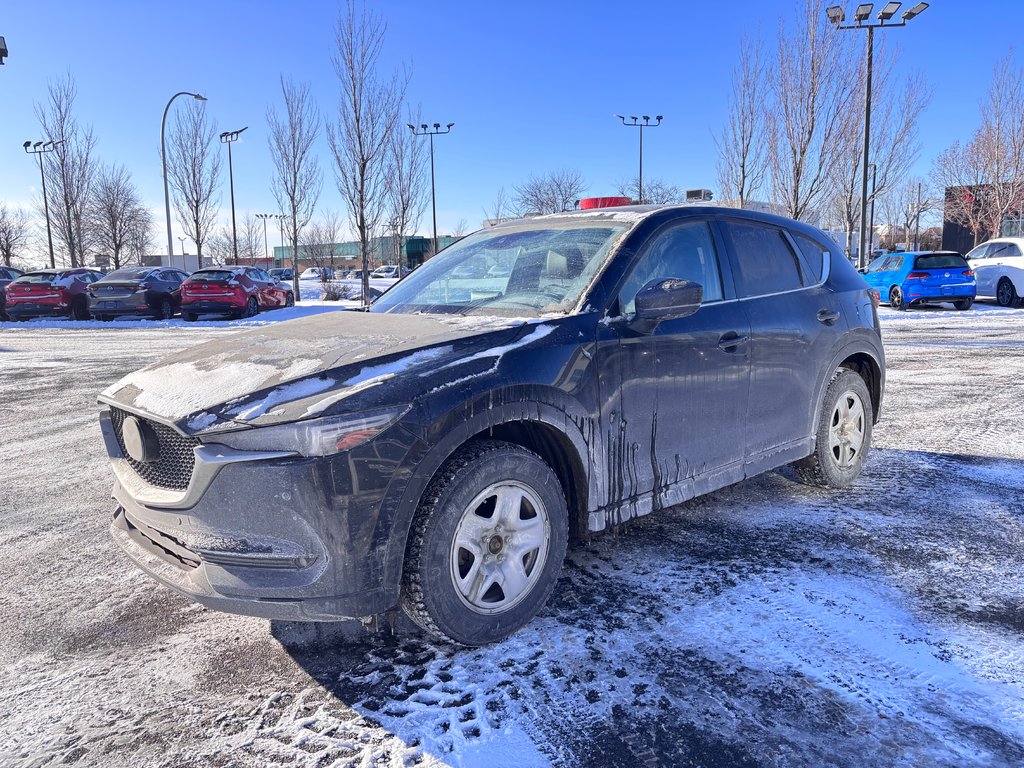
[6,267,104,320]
[99,205,885,645]
[180,265,293,321]
[0,265,24,320]
[88,266,189,321]
[860,251,976,311]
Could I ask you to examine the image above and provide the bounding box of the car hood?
[100,311,531,433]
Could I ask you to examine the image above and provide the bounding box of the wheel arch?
[379,393,593,606]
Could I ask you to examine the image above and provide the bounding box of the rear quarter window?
[791,233,827,283]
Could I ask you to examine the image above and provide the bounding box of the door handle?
[718,333,748,351]
[817,309,840,325]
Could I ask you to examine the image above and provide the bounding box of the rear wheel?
[889,285,907,311]
[153,297,173,320]
[401,440,568,646]
[96,314,114,322]
[183,312,198,322]
[70,298,90,321]
[242,296,259,318]
[954,298,974,311]
[996,277,1020,308]
[792,369,872,489]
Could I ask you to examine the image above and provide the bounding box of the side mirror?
[630,278,703,333]
[857,267,867,274]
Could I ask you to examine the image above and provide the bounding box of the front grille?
[110,407,199,490]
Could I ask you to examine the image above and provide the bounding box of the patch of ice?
[228,376,335,421]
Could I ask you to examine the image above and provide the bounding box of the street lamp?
[826,2,929,268]
[256,213,286,264]
[161,91,207,268]
[178,236,188,255]
[614,115,663,204]
[408,122,454,257]
[220,127,248,264]
[23,139,63,268]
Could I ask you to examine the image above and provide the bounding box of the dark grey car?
[0,265,24,320]
[88,267,189,321]
[99,205,885,645]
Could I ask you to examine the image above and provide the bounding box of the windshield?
[190,270,236,282]
[372,224,626,316]
[914,254,968,270]
[14,273,58,284]
[103,268,152,281]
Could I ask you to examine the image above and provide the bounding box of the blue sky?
[1,0,1019,249]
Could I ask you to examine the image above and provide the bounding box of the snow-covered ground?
[0,302,1023,767]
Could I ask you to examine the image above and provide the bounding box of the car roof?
[896,251,964,257]
[978,237,1024,246]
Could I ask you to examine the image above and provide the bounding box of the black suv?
[88,267,189,321]
[99,206,884,646]
[0,265,24,320]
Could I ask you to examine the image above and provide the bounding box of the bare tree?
[327,1,406,304]
[268,76,322,300]
[615,176,683,204]
[483,187,513,225]
[513,169,586,215]
[167,100,222,262]
[0,205,31,268]
[34,75,98,267]
[933,54,1024,245]
[125,215,155,266]
[236,212,266,265]
[205,225,234,265]
[301,212,344,277]
[766,0,855,221]
[716,32,768,208]
[831,53,929,257]
[90,164,151,270]
[386,106,428,268]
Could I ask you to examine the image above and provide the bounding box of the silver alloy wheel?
[828,390,866,469]
[997,279,1013,306]
[449,481,550,615]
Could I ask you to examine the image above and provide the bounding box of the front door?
[595,218,750,521]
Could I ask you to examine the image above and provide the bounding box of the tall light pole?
[178,236,187,255]
[255,213,271,265]
[219,127,248,265]
[868,162,878,256]
[161,91,207,268]
[23,139,62,269]
[826,2,929,269]
[615,114,663,204]
[409,122,454,257]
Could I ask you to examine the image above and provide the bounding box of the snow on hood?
[100,311,526,430]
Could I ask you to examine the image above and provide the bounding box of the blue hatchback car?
[861,251,976,311]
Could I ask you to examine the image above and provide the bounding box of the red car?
[4,268,104,321]
[180,266,294,321]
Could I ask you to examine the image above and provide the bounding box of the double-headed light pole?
[161,91,207,268]
[23,139,62,268]
[220,127,248,264]
[255,212,287,265]
[615,114,662,204]
[826,1,929,268]
[409,122,454,257]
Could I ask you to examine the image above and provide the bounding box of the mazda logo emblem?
[122,416,160,463]
[944,272,950,277]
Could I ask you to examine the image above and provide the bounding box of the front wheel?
[242,296,259,318]
[954,298,974,311]
[996,278,1020,308]
[792,369,872,489]
[889,285,907,311]
[284,292,294,308]
[153,297,173,320]
[70,298,90,321]
[183,312,198,322]
[401,440,568,646]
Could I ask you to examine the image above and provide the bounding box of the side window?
[966,244,989,260]
[1005,244,1022,258]
[720,221,804,297]
[987,244,1008,259]
[791,233,826,283]
[617,221,723,315]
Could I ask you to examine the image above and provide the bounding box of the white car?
[966,237,1024,307]
[370,265,402,279]
[299,267,332,281]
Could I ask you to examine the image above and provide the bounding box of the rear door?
[717,219,843,463]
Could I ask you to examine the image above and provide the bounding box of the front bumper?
[100,407,402,621]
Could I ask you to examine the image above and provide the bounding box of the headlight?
[208,407,409,457]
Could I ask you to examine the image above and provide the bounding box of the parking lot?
[1,303,1023,767]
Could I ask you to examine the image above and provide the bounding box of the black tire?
[954,298,974,311]
[70,298,90,321]
[243,296,259,318]
[792,368,873,489]
[96,314,114,322]
[889,285,907,311]
[183,312,198,322]
[285,292,294,308]
[996,278,1020,308]
[401,439,569,646]
[153,297,173,320]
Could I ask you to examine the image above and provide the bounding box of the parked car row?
[1,265,294,322]
[859,236,1024,311]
